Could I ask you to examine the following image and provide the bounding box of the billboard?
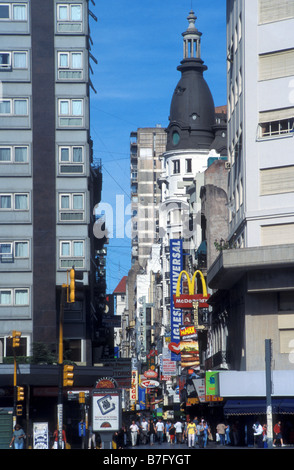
[169,239,183,360]
[92,389,121,432]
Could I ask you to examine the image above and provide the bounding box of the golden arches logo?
[175,270,208,297]
[173,270,209,309]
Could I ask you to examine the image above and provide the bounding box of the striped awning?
[223,399,294,416]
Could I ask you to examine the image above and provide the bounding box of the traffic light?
[63,364,74,387]
[17,386,24,401]
[68,268,84,303]
[16,404,23,416]
[12,330,21,348]
[79,392,85,404]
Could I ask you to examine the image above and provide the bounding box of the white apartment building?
[227,0,294,248]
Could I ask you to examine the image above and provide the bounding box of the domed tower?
[166,10,216,151]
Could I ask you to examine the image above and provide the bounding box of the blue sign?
[170,239,183,361]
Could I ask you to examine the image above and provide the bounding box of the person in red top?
[273,421,285,447]
[53,427,67,449]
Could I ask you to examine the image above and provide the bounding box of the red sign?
[140,380,160,389]
[173,294,210,309]
[144,370,158,379]
[168,342,181,354]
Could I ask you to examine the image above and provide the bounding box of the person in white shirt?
[174,420,183,444]
[155,418,165,444]
[129,420,139,447]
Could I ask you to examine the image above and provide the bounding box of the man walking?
[140,418,148,445]
[155,418,165,444]
[130,420,139,447]
[174,419,183,444]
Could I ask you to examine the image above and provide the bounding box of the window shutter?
[259,107,294,123]
[259,49,294,81]
[259,0,294,24]
[261,223,294,245]
[260,165,294,195]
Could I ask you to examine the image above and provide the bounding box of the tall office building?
[0,1,103,365]
[130,127,167,268]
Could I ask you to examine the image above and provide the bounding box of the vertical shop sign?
[205,371,219,396]
[170,239,183,360]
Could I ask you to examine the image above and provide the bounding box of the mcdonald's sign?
[173,270,210,309]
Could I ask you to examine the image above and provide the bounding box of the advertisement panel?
[169,239,183,360]
[206,371,219,396]
[92,389,121,432]
[33,422,49,449]
[179,324,200,369]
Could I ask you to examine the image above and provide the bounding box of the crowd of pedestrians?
[117,415,219,448]
[114,416,291,449]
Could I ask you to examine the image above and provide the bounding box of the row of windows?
[0,3,82,23]
[0,240,86,267]
[0,192,89,221]
[170,159,192,175]
[0,97,86,127]
[0,3,26,21]
[0,145,83,162]
[0,50,84,80]
[0,51,27,69]
[0,288,29,306]
[0,145,85,176]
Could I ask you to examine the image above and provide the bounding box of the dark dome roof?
[166,11,216,151]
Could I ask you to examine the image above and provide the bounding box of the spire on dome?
[182,10,202,60]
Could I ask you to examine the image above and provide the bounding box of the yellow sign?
[175,270,208,297]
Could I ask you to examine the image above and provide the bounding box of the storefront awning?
[223,399,282,416]
[278,399,294,414]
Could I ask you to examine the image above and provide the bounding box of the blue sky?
[89,0,227,293]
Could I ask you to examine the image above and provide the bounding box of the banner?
[205,371,219,396]
[170,239,183,360]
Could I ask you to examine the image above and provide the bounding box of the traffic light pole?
[13,352,17,429]
[57,284,66,450]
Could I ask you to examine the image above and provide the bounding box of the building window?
[0,193,29,210]
[57,3,83,33]
[0,241,29,261]
[58,99,83,127]
[0,288,29,306]
[185,159,192,173]
[59,193,84,221]
[60,240,84,268]
[173,160,180,174]
[59,146,84,174]
[259,49,294,81]
[0,51,28,70]
[259,0,294,24]
[58,51,83,80]
[259,107,294,138]
[0,146,28,163]
[0,98,28,116]
[259,118,294,138]
[0,3,27,21]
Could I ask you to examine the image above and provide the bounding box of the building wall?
[227,0,294,247]
[130,127,166,267]
[0,0,94,360]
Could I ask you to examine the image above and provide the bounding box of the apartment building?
[207,0,294,406]
[0,0,103,365]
